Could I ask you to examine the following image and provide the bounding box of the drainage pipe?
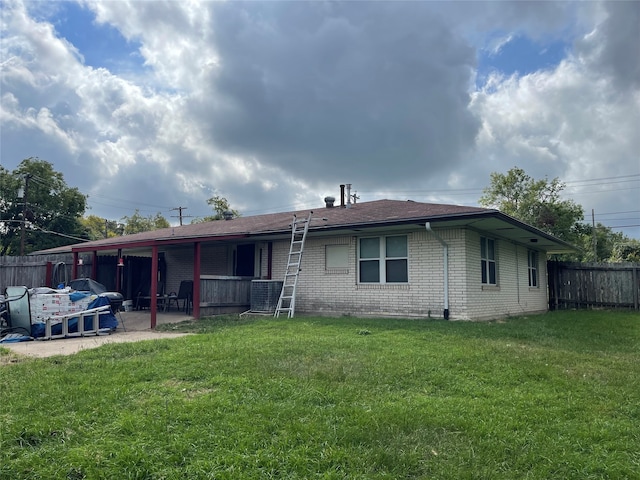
[425,222,449,320]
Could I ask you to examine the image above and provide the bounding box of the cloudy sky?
[1,0,639,238]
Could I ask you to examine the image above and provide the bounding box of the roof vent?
[223,210,234,220]
[324,196,335,208]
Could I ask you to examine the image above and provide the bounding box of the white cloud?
[470,17,639,231]
[486,34,514,56]
[1,0,638,237]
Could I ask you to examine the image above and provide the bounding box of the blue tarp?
[69,291,90,302]
[0,334,33,343]
[30,296,118,338]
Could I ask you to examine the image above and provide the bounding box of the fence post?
[634,266,639,311]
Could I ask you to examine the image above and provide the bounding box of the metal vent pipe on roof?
[340,185,345,207]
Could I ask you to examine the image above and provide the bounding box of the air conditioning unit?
[250,280,283,313]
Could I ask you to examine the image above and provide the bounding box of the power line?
[11,170,640,228]
[86,198,171,216]
[606,224,640,229]
[564,173,640,185]
[1,219,90,242]
[359,174,640,198]
[593,210,640,216]
[86,193,172,211]
[566,185,640,194]
[589,217,640,222]
[30,224,90,242]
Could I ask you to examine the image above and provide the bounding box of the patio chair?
[136,281,165,310]
[173,280,193,315]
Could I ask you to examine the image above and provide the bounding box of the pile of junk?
[0,278,122,343]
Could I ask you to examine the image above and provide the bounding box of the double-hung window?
[480,237,497,285]
[359,235,408,283]
[528,250,539,287]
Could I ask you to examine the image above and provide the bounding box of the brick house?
[39,198,575,324]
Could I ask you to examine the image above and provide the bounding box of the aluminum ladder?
[274,212,312,318]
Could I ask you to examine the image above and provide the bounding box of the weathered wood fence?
[199,275,253,307]
[548,261,640,311]
[0,255,75,292]
[199,275,253,315]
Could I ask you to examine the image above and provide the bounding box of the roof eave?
[34,206,577,255]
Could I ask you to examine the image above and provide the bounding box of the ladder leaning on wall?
[274,212,313,318]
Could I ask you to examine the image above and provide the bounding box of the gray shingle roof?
[163,199,492,239]
[37,199,493,253]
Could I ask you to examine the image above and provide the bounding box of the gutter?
[425,222,450,320]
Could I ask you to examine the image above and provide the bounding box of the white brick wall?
[463,230,548,320]
[271,227,549,320]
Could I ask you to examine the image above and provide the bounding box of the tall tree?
[120,209,170,234]
[563,222,629,262]
[191,195,240,223]
[479,167,584,243]
[0,158,88,255]
[81,215,124,240]
[609,238,640,263]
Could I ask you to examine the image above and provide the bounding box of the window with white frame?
[359,235,408,283]
[480,237,497,285]
[528,250,539,287]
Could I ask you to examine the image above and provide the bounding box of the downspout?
[425,222,449,320]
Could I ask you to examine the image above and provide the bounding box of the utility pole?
[170,206,191,226]
[592,209,597,261]
[19,174,32,256]
[105,218,108,239]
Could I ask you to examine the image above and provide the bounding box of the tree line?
[0,158,237,255]
[479,167,640,262]
[1,158,638,261]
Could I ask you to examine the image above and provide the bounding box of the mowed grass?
[1,311,639,479]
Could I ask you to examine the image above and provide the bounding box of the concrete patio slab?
[1,310,195,359]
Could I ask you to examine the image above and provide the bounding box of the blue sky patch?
[49,2,145,74]
[476,33,568,87]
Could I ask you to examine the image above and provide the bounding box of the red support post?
[116,249,122,292]
[72,252,79,279]
[92,251,98,279]
[45,262,53,287]
[193,242,201,319]
[150,246,159,329]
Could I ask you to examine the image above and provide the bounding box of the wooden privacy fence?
[0,255,74,293]
[548,261,640,311]
[199,275,252,306]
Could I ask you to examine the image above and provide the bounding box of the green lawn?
[1,311,639,479]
